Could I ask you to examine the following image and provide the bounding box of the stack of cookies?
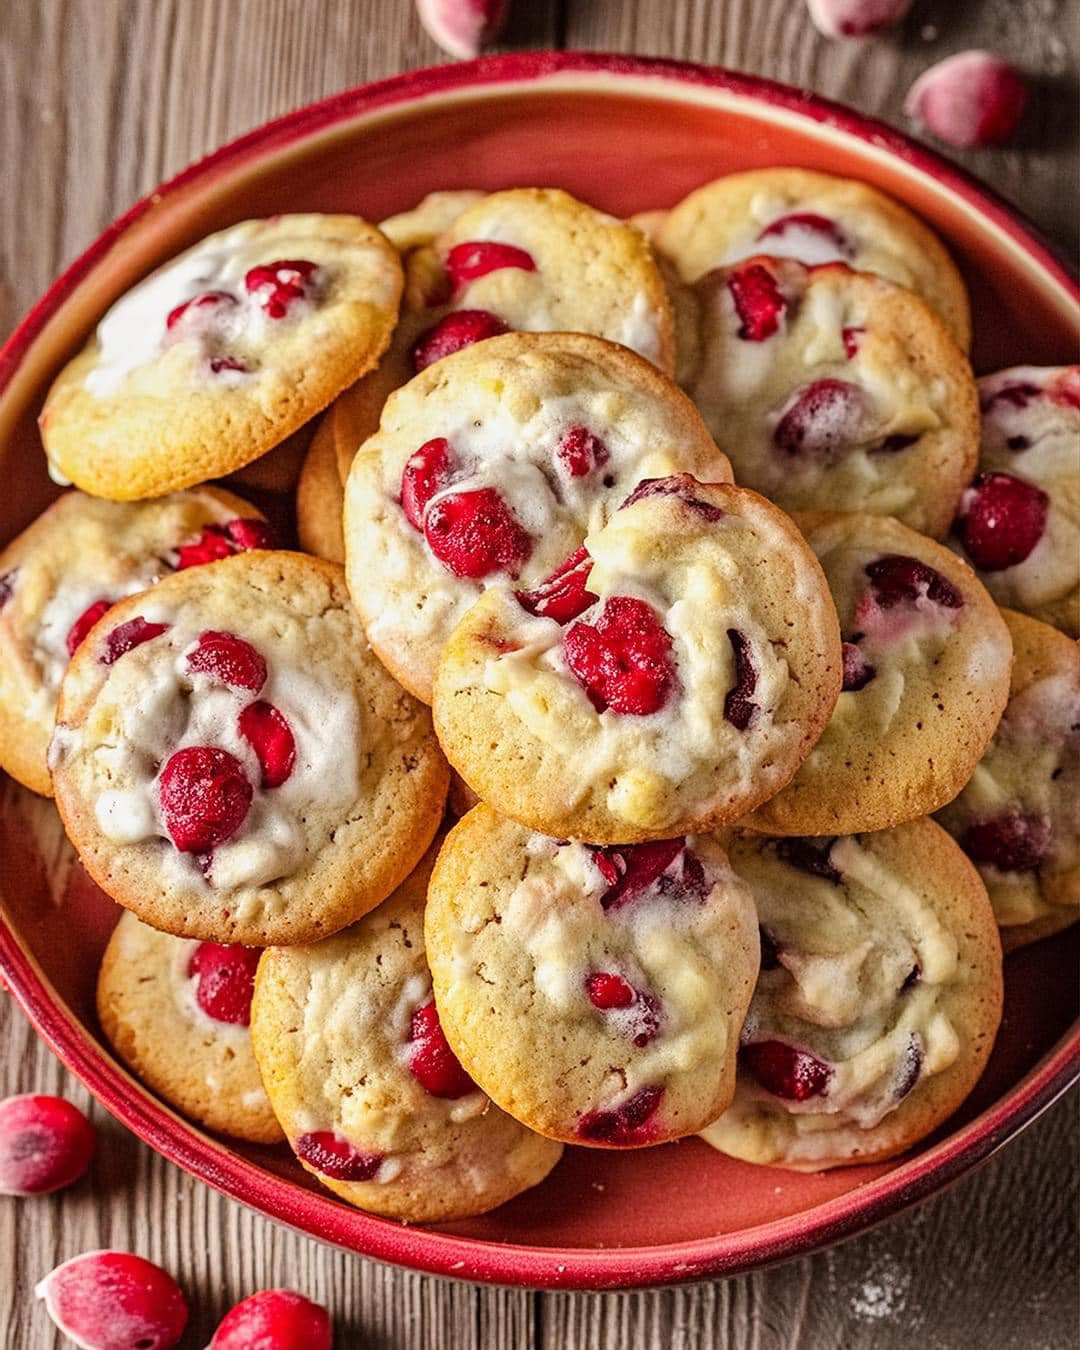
[2,174,1075,1219]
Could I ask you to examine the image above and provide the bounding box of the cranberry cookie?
[344,332,732,703]
[50,551,448,945]
[699,820,1002,1169]
[296,417,346,564]
[97,911,282,1144]
[39,215,403,499]
[0,487,273,796]
[748,512,1013,836]
[936,609,1079,949]
[251,842,562,1221]
[425,806,758,1147]
[434,476,841,843]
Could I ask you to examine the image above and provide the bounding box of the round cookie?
[698,821,1002,1170]
[226,421,314,494]
[39,215,403,499]
[296,416,345,564]
[655,168,971,348]
[50,550,448,945]
[251,842,562,1221]
[97,911,282,1144]
[378,189,486,253]
[935,609,1079,949]
[673,255,979,539]
[747,512,1013,837]
[344,332,733,704]
[0,487,273,797]
[951,366,1080,637]
[425,805,759,1147]
[433,476,841,844]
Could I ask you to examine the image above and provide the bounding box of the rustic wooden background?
[1,2,1077,1346]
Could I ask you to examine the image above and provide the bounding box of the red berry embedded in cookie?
[741,1040,833,1101]
[840,639,876,691]
[225,518,275,551]
[557,425,610,478]
[773,379,866,459]
[174,518,275,569]
[0,1094,95,1196]
[776,836,843,884]
[585,976,662,1047]
[244,258,319,318]
[158,746,253,853]
[411,309,509,371]
[36,1250,188,1350]
[208,355,249,376]
[188,943,261,1026]
[591,837,686,910]
[724,628,759,731]
[208,1289,332,1350]
[165,289,237,332]
[959,812,1051,873]
[620,474,725,521]
[728,262,787,341]
[517,546,598,624]
[408,1001,475,1099]
[864,554,963,610]
[577,1084,664,1145]
[100,616,171,666]
[66,599,113,656]
[294,1131,383,1181]
[842,326,864,359]
[238,701,296,789]
[400,437,455,531]
[186,631,268,692]
[446,241,536,291]
[585,972,635,1008]
[757,211,854,256]
[563,596,675,715]
[424,487,532,579]
[955,471,1049,572]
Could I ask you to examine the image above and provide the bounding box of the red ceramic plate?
[0,53,1076,1290]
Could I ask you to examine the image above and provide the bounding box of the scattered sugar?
[850,1255,911,1321]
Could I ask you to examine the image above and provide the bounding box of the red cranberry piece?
[408,1001,475,1099]
[893,1033,924,1102]
[225,517,275,551]
[591,838,685,910]
[776,837,842,885]
[585,972,635,1009]
[841,640,876,691]
[175,526,234,569]
[400,437,454,531]
[188,943,261,1026]
[165,289,236,331]
[209,354,249,375]
[517,546,597,624]
[557,425,610,478]
[0,568,18,611]
[411,309,508,371]
[628,991,662,1047]
[416,0,509,58]
[956,471,1049,572]
[186,631,267,692]
[865,554,963,609]
[424,487,532,579]
[742,1040,833,1101]
[757,211,853,256]
[728,262,787,341]
[446,241,536,291]
[842,326,865,359]
[620,474,725,521]
[759,927,781,971]
[66,599,112,657]
[158,746,253,853]
[294,1131,382,1181]
[724,628,758,731]
[0,1094,95,1196]
[773,379,865,459]
[577,1084,664,1145]
[564,596,675,715]
[960,812,1051,873]
[36,1250,188,1350]
[244,258,319,319]
[238,701,296,788]
[100,617,170,666]
[208,1289,332,1350]
[905,51,1027,149]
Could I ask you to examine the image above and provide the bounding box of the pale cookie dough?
[296,415,346,564]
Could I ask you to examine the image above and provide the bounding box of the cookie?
[344,332,732,703]
[434,476,841,843]
[950,366,1080,637]
[425,806,759,1147]
[699,820,1002,1170]
[671,255,979,538]
[655,168,971,348]
[747,512,1013,836]
[50,550,448,945]
[378,189,486,253]
[39,215,403,499]
[296,417,345,564]
[226,422,314,494]
[97,911,282,1144]
[936,609,1079,949]
[250,841,562,1222]
[0,487,273,797]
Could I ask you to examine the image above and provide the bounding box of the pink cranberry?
[841,639,876,691]
[564,596,675,715]
[585,972,635,1009]
[773,378,866,459]
[585,977,661,1047]
[446,240,536,292]
[424,487,532,579]
[742,1040,833,1101]
[244,259,319,318]
[842,326,865,359]
[557,425,610,478]
[412,309,509,371]
[208,1289,332,1350]
[189,943,261,1026]
[158,746,253,853]
[776,836,842,884]
[577,1084,664,1145]
[0,1095,95,1196]
[590,838,686,910]
[516,546,597,625]
[294,1132,382,1182]
[408,1001,475,1099]
[806,0,913,37]
[955,471,1049,572]
[165,289,236,332]
[66,598,113,657]
[905,51,1028,148]
[620,474,725,521]
[960,812,1051,873]
[100,617,171,667]
[238,701,296,788]
[757,211,854,255]
[35,1250,188,1350]
[400,437,455,531]
[724,628,758,731]
[0,568,17,611]
[174,518,274,569]
[728,262,787,341]
[415,0,509,60]
[186,631,267,692]
[864,554,963,609]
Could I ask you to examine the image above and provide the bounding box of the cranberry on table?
[905,51,1028,148]
[0,1094,95,1197]
[208,1289,332,1350]
[36,1250,188,1350]
[415,0,509,61]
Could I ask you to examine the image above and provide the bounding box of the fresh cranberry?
[773,379,865,459]
[759,928,781,971]
[174,518,273,569]
[517,546,597,624]
[208,355,249,375]
[841,640,876,691]
[591,838,685,910]
[955,472,1049,572]
[742,1040,833,1101]
[905,51,1027,149]
[100,617,170,666]
[416,0,509,59]
[408,1001,475,1099]
[446,241,536,291]
[244,258,319,318]
[186,631,267,692]
[0,1095,95,1196]
[960,812,1051,873]
[557,425,610,478]
[66,599,112,656]
[864,554,963,609]
[294,1132,382,1181]
[564,596,674,715]
[36,1250,188,1350]
[894,1033,924,1101]
[0,568,16,611]
[724,628,758,731]
[620,474,725,521]
[411,309,508,371]
[238,701,296,788]
[757,211,853,256]
[585,972,635,1009]
[776,837,842,885]
[728,262,787,341]
[188,943,261,1025]
[158,746,253,853]
[165,289,236,331]
[208,1289,332,1350]
[842,325,865,359]
[225,518,275,551]
[807,0,913,37]
[424,487,532,579]
[400,437,454,531]
[577,1085,664,1145]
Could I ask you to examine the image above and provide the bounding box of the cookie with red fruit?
[344,332,732,704]
[39,215,403,499]
[671,254,979,538]
[936,609,1079,950]
[747,512,1013,837]
[699,819,1002,1170]
[433,476,841,843]
[0,487,273,796]
[250,841,562,1221]
[425,805,758,1148]
[950,366,1080,637]
[97,911,283,1143]
[49,550,448,945]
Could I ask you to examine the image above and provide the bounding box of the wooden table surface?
[1,2,1077,1346]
